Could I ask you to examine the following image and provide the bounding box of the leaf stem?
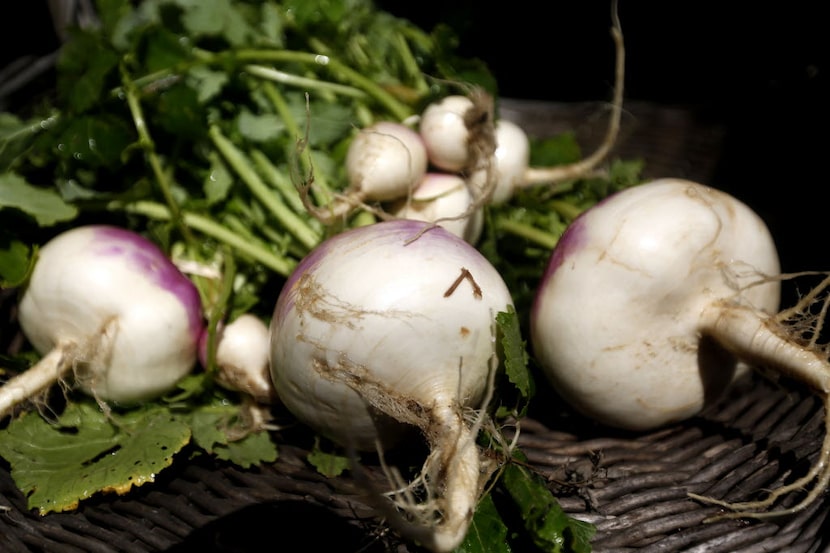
[258,82,334,206]
[250,149,309,216]
[119,63,196,247]
[226,49,412,121]
[243,64,368,99]
[208,125,322,251]
[494,217,560,250]
[112,200,296,276]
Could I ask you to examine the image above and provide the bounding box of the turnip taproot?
[269,219,514,552]
[530,178,830,519]
[0,225,203,417]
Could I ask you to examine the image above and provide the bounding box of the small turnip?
[303,121,428,225]
[199,313,276,405]
[530,178,830,519]
[417,12,624,205]
[345,121,428,203]
[269,219,514,552]
[418,95,480,173]
[388,172,484,244]
[0,225,203,417]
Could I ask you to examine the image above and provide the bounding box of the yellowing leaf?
[0,402,191,514]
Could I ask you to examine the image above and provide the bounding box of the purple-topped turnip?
[269,219,514,552]
[0,225,203,417]
[530,178,830,519]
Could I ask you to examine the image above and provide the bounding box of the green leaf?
[211,428,278,468]
[286,94,355,147]
[0,172,78,226]
[56,31,120,114]
[187,65,230,104]
[502,462,596,553]
[0,402,191,514]
[237,109,285,142]
[497,307,533,400]
[0,113,38,171]
[50,115,135,170]
[0,235,35,288]
[175,0,259,46]
[142,26,192,73]
[307,438,350,478]
[258,2,286,46]
[188,402,278,468]
[153,83,206,140]
[204,151,234,204]
[530,132,582,167]
[458,493,512,553]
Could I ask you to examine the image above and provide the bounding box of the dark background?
[3,1,829,276]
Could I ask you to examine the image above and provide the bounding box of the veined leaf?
[0,173,78,226]
[0,402,191,514]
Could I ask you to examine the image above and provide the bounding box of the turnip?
[199,313,276,405]
[269,218,514,552]
[305,121,429,223]
[388,172,484,244]
[417,8,624,205]
[0,225,203,417]
[419,95,481,173]
[530,178,830,519]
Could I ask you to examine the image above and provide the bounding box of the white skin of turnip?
[531,178,830,520]
[199,313,275,405]
[270,219,514,552]
[466,119,531,205]
[305,122,429,224]
[389,173,484,244]
[345,121,428,203]
[419,95,477,173]
[0,225,203,417]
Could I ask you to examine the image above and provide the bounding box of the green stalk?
[550,200,585,221]
[112,200,296,276]
[120,63,195,247]
[258,82,334,206]
[244,64,368,99]
[208,125,322,251]
[494,217,561,251]
[226,49,413,121]
[250,149,310,216]
[123,47,414,121]
[393,32,430,95]
[204,249,237,377]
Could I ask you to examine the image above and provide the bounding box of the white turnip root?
[199,313,276,405]
[305,121,429,223]
[530,178,830,520]
[269,218,514,552]
[345,121,428,202]
[0,225,203,417]
[419,95,482,173]
[388,172,484,244]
